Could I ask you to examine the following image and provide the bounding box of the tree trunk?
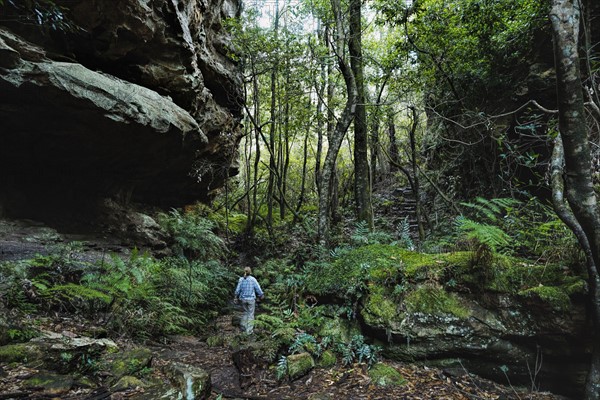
[349,0,373,229]
[388,111,400,171]
[317,0,358,242]
[266,0,280,227]
[408,106,425,241]
[294,94,311,222]
[315,24,327,195]
[550,1,600,398]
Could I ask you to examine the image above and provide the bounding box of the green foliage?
[518,285,571,312]
[454,216,511,252]
[289,332,317,355]
[152,257,233,328]
[276,355,288,380]
[305,244,405,297]
[158,209,225,259]
[460,197,519,223]
[335,334,381,367]
[404,285,470,318]
[39,283,111,312]
[368,363,407,386]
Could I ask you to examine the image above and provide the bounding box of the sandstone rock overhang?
[0,0,243,224]
[0,28,207,203]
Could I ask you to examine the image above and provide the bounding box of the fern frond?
[455,216,510,251]
[460,197,519,222]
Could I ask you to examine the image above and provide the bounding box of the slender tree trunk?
[317,0,358,242]
[370,112,380,181]
[349,0,372,229]
[248,70,261,234]
[243,117,252,217]
[370,79,389,182]
[408,106,425,241]
[550,1,600,398]
[266,0,280,227]
[315,24,327,195]
[294,94,311,222]
[388,111,400,171]
[281,60,291,220]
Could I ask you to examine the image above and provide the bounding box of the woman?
[234,266,264,334]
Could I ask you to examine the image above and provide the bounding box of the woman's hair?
[243,266,252,276]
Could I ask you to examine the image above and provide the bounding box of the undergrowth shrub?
[158,209,226,259]
[152,257,233,328]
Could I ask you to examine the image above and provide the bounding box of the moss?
[318,316,361,344]
[317,350,336,368]
[112,375,146,391]
[206,335,224,347]
[519,285,571,312]
[361,286,398,326]
[404,285,470,318]
[306,245,406,294]
[24,372,74,395]
[102,347,153,379]
[368,363,407,387]
[0,343,41,363]
[468,254,587,297]
[564,280,586,296]
[287,352,315,380]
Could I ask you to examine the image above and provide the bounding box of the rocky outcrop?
[361,286,588,398]
[0,0,243,234]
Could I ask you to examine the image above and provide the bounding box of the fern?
[460,197,518,222]
[455,216,511,252]
[289,332,317,354]
[158,209,225,259]
[397,217,415,250]
[276,356,288,380]
[351,221,370,245]
[40,283,112,311]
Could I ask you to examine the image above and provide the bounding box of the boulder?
[286,352,315,380]
[23,372,74,396]
[163,362,211,400]
[368,363,406,387]
[362,291,588,398]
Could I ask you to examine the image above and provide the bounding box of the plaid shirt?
[235,275,264,300]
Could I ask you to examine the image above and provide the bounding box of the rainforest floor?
[0,312,569,400]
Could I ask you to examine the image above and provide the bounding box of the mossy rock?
[0,342,42,363]
[317,350,336,368]
[318,316,361,344]
[480,256,586,295]
[404,285,470,318]
[368,363,407,387]
[361,285,398,327]
[101,347,153,379]
[112,375,146,391]
[287,352,315,380]
[518,285,571,312]
[23,372,74,396]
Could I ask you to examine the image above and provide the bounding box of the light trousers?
[240,299,256,334]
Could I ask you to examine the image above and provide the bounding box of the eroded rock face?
[0,0,242,233]
[361,292,588,398]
